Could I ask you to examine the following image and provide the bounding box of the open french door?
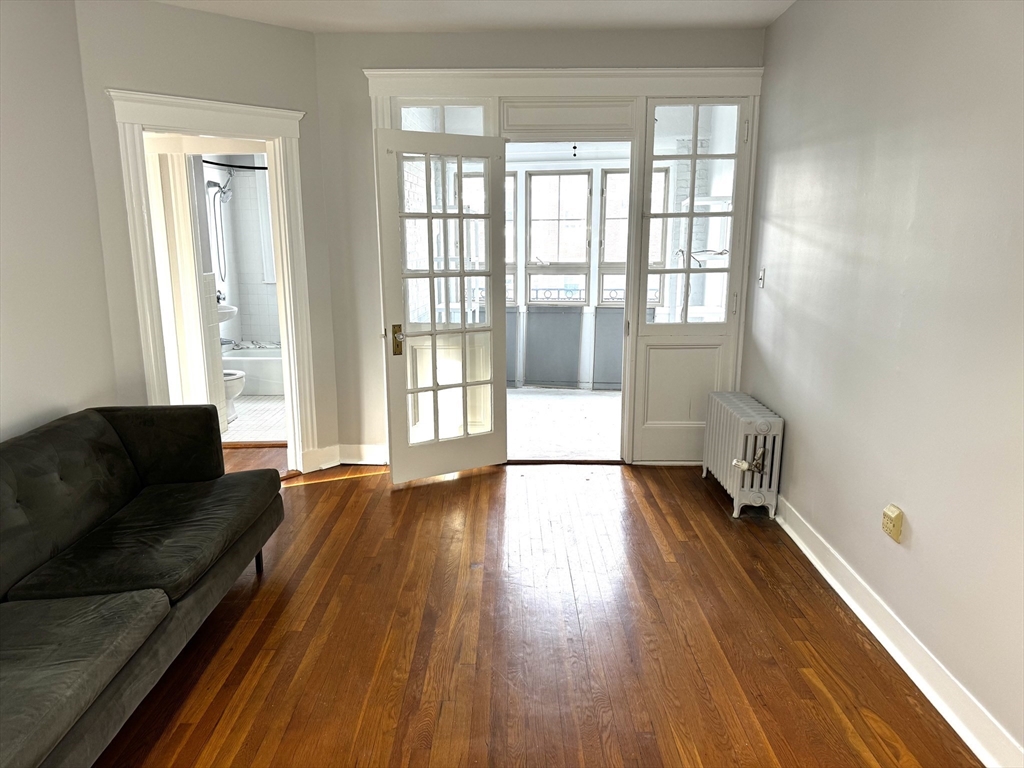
[375,129,508,484]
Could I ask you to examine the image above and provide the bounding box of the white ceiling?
[157,1,795,34]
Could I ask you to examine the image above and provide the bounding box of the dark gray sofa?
[0,405,283,768]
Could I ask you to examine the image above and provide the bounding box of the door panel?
[630,98,754,462]
[375,129,507,483]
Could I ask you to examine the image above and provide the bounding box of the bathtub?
[222,347,284,396]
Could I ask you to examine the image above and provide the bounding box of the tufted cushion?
[0,590,169,768]
[0,412,140,598]
[9,469,281,603]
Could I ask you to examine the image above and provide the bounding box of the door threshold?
[224,442,288,448]
[224,441,288,448]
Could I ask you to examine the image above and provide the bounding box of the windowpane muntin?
[396,151,496,446]
[526,170,592,305]
[398,102,487,136]
[644,101,741,325]
[526,170,591,266]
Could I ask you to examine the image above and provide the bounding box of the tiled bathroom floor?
[223,395,286,443]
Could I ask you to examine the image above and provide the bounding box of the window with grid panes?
[526,171,591,304]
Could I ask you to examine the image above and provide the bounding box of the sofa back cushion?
[0,410,141,598]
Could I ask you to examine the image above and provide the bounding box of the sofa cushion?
[8,469,281,603]
[0,590,169,768]
[0,411,141,599]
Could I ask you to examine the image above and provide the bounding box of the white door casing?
[630,97,757,463]
[367,73,762,466]
[108,90,318,472]
[375,129,508,484]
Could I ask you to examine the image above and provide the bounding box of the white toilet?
[223,369,246,423]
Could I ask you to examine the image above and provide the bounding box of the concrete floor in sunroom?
[507,386,621,461]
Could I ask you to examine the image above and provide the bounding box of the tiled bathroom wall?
[215,158,281,345]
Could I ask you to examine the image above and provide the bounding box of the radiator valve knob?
[732,458,751,471]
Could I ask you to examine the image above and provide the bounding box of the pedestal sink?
[217,304,238,323]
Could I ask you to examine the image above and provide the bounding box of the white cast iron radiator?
[702,392,784,519]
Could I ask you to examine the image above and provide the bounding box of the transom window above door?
[397,103,487,136]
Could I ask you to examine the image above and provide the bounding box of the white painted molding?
[500,98,636,139]
[365,68,763,98]
[108,90,303,139]
[338,443,389,465]
[110,90,316,474]
[116,122,171,405]
[303,444,389,471]
[265,137,317,474]
[776,496,1024,768]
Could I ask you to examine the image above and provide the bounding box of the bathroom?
[204,154,286,443]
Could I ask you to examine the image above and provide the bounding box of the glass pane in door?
[647,272,687,324]
[465,332,491,382]
[652,159,693,213]
[437,387,465,439]
[686,272,729,323]
[697,105,739,155]
[406,336,433,389]
[400,154,427,213]
[404,278,432,332]
[430,155,459,213]
[403,219,429,272]
[408,391,435,444]
[694,159,735,212]
[652,105,694,155]
[467,384,492,435]
[435,333,464,386]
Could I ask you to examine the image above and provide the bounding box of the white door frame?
[366,69,762,463]
[108,90,317,472]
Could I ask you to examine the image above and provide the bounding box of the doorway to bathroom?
[203,155,286,444]
[142,136,289,447]
[111,91,320,474]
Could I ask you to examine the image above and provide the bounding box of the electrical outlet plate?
[882,504,904,542]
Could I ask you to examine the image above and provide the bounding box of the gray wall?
[313,28,764,451]
[0,0,118,440]
[73,0,339,449]
[524,307,583,387]
[742,0,1023,746]
[593,307,624,390]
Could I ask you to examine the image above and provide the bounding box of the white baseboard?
[337,443,388,465]
[301,443,388,472]
[776,496,1024,768]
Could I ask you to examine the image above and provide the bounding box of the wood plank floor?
[97,458,981,767]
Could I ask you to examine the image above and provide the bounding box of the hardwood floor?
[223,446,293,479]
[97,461,980,767]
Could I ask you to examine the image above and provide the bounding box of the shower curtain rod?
[202,159,269,171]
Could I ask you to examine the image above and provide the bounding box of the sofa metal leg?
[255,549,264,576]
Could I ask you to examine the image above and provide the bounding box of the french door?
[375,129,508,483]
[629,98,755,462]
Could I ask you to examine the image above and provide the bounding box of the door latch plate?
[392,324,405,355]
